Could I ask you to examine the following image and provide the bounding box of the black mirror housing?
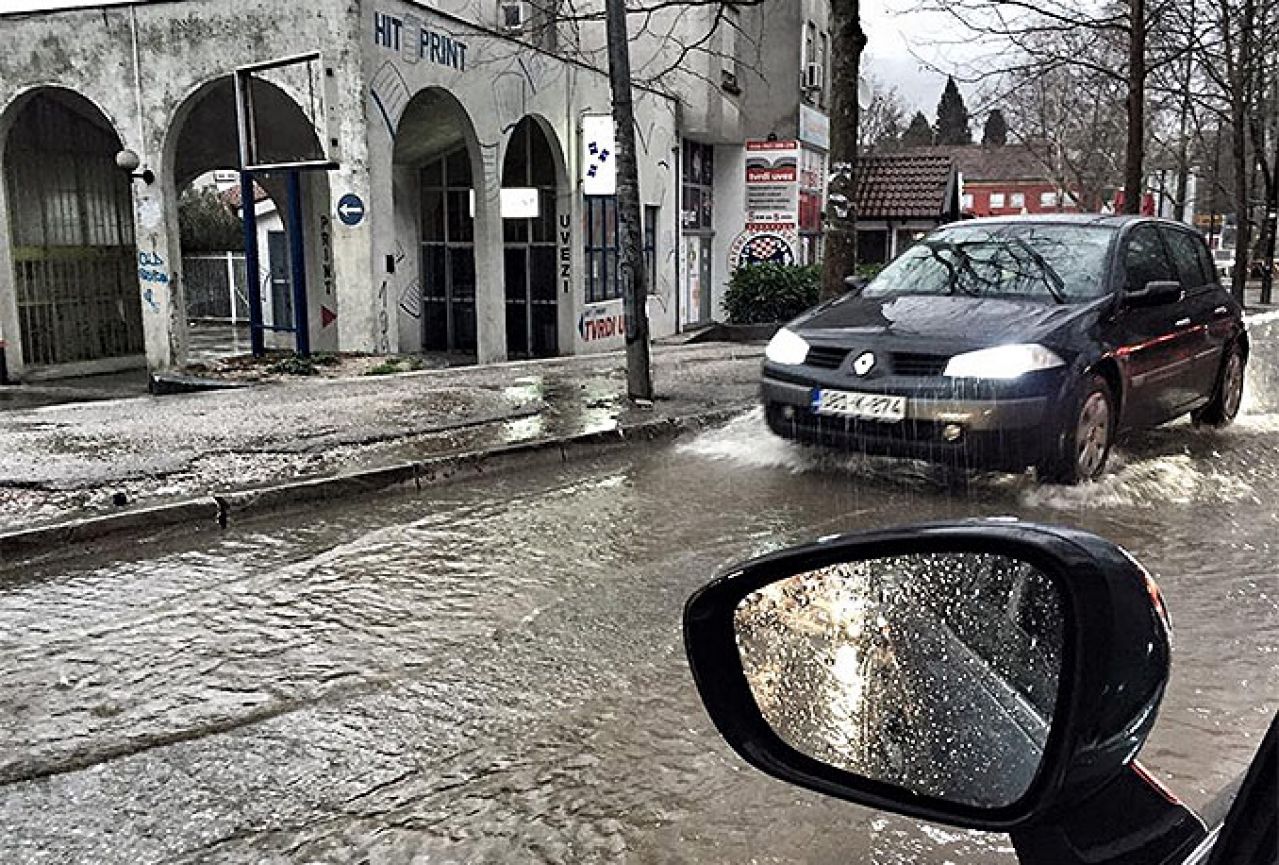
[1127,280,1182,307]
[845,274,868,293]
[683,521,1173,833]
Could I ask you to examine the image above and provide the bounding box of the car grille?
[806,346,849,370]
[891,352,949,377]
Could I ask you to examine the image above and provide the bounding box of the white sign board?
[582,115,617,196]
[469,188,542,219]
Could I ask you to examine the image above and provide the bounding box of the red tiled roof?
[220,182,271,209]
[854,154,958,219]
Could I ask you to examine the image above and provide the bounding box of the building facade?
[0,0,829,381]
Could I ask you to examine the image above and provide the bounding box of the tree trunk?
[1229,0,1255,303]
[1122,0,1146,215]
[604,0,653,400]
[822,0,867,300]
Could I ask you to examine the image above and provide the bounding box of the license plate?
[812,389,907,422]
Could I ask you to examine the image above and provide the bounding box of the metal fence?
[183,252,251,322]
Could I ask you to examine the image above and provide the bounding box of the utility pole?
[604,0,654,401]
[822,0,868,299]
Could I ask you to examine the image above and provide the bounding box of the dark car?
[761,216,1248,483]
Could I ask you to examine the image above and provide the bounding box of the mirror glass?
[734,553,1065,809]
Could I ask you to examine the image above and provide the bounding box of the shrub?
[266,356,318,376]
[724,264,822,324]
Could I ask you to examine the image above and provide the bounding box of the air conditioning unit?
[500,1,528,30]
[803,62,824,92]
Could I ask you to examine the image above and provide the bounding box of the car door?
[1160,226,1228,407]
[1113,224,1196,426]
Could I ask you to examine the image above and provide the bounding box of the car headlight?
[944,344,1065,379]
[766,327,810,366]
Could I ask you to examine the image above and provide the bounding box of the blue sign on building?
[337,193,366,227]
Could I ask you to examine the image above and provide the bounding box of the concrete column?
[473,148,507,364]
[137,174,188,371]
[392,162,422,353]
[0,139,22,380]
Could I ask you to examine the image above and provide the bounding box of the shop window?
[1040,191,1059,208]
[682,141,714,231]
[961,192,974,210]
[1010,192,1026,209]
[644,205,660,289]
[990,192,1006,208]
[585,195,620,303]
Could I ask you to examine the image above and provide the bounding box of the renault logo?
[853,352,876,376]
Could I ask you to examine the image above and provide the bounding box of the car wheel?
[1192,343,1246,428]
[1038,375,1115,485]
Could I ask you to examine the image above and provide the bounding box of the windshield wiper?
[1007,236,1067,304]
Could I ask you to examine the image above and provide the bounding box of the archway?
[164,76,331,362]
[501,117,564,359]
[1,88,142,374]
[393,89,481,359]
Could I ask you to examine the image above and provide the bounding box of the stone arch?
[0,86,143,376]
[392,87,485,358]
[161,75,332,356]
[500,115,569,358]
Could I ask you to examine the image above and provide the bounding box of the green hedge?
[724,264,822,324]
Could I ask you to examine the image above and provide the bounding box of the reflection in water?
[735,554,1063,808]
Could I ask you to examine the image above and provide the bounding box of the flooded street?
[2,352,1277,863]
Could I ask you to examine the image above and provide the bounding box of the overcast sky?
[0,0,979,119]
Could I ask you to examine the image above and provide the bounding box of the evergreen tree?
[901,111,934,147]
[935,77,973,145]
[982,109,1008,146]
[179,186,244,253]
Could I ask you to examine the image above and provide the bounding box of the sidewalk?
[0,343,763,542]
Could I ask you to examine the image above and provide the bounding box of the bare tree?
[920,0,1190,214]
[861,77,908,152]
[546,0,769,398]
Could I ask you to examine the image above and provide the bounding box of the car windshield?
[865,223,1117,303]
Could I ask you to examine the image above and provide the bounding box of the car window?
[1195,238,1219,285]
[865,223,1116,302]
[1161,228,1211,289]
[1123,226,1177,292]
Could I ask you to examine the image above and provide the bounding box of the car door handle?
[1175,318,1191,327]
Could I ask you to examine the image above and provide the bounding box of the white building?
[0,0,831,380]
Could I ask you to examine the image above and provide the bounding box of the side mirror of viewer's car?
[684,521,1208,865]
[845,274,868,294]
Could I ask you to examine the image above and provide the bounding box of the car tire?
[1038,375,1115,485]
[1192,343,1246,428]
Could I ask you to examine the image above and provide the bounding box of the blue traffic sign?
[337,193,366,226]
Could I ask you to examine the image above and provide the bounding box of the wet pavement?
[0,343,762,532]
[0,329,1276,863]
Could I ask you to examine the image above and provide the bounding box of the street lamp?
[115,149,154,185]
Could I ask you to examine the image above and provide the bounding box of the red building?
[897,145,1085,218]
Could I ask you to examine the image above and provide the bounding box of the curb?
[0,406,745,567]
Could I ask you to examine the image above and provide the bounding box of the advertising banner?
[745,140,801,224]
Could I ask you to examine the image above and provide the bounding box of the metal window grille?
[585,195,621,303]
[5,94,143,367]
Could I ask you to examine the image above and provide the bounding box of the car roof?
[947,214,1185,231]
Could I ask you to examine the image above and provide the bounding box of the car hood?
[791,293,1098,349]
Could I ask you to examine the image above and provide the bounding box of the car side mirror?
[1126,280,1182,307]
[845,275,868,294]
[684,522,1204,862]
